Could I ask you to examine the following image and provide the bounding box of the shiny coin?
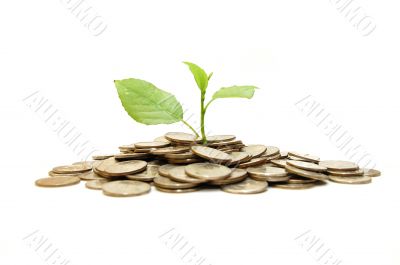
[263,146,280,157]
[209,168,248,185]
[102,180,151,197]
[319,160,359,171]
[191,146,232,163]
[280,151,288,158]
[247,166,289,182]
[52,164,92,174]
[165,132,197,143]
[238,157,268,168]
[264,153,281,161]
[77,171,104,181]
[168,166,207,184]
[287,160,327,172]
[285,164,328,181]
[165,152,195,159]
[158,164,178,177]
[92,154,114,160]
[35,176,80,187]
[168,158,203,165]
[102,160,147,177]
[241,145,267,158]
[273,182,317,190]
[287,176,318,184]
[288,152,320,163]
[327,168,364,177]
[206,135,236,142]
[85,179,110,190]
[208,139,243,147]
[329,175,372,184]
[153,136,171,143]
[126,165,160,181]
[118,144,136,151]
[227,152,251,165]
[151,146,189,155]
[362,168,381,177]
[155,186,200,193]
[134,141,170,148]
[185,163,232,181]
[153,176,198,189]
[270,159,288,168]
[114,152,151,161]
[221,178,268,194]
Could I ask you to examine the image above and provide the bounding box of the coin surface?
[165,152,195,159]
[287,176,318,184]
[165,132,197,143]
[168,166,207,184]
[238,157,268,168]
[102,180,151,197]
[327,168,364,177]
[151,146,189,155]
[288,152,320,163]
[153,176,198,189]
[35,176,81,187]
[77,171,104,181]
[126,165,160,181]
[102,160,147,177]
[206,135,236,142]
[155,186,200,193]
[185,163,232,181]
[158,164,178,177]
[221,178,268,194]
[319,160,359,171]
[227,152,251,165]
[52,164,92,174]
[134,141,170,148]
[362,168,381,177]
[328,175,372,184]
[263,146,280,157]
[241,145,267,158]
[85,179,110,190]
[247,166,289,182]
[285,164,328,181]
[191,146,232,163]
[114,152,151,160]
[153,136,171,143]
[270,159,287,168]
[272,182,317,190]
[209,168,248,185]
[287,160,327,172]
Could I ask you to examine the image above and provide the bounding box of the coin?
[247,166,289,182]
[153,136,171,143]
[168,158,203,164]
[206,135,236,142]
[362,168,381,177]
[92,154,114,160]
[263,146,280,157]
[153,176,198,189]
[114,152,151,161]
[77,171,104,181]
[102,160,147,177]
[208,140,243,147]
[328,175,372,184]
[165,152,195,159]
[227,152,251,165]
[52,164,92,174]
[185,163,232,181]
[285,164,328,181]
[241,145,267,158]
[72,161,94,167]
[191,146,232,163]
[238,157,268,168]
[151,146,189,155]
[102,180,151,197]
[158,164,178,177]
[287,176,318,184]
[135,141,170,149]
[319,160,359,171]
[118,144,136,151]
[270,159,287,168]
[272,182,317,190]
[327,168,364,177]
[155,186,200,193]
[209,168,248,185]
[165,132,197,143]
[287,160,327,172]
[168,166,207,184]
[280,151,288,158]
[85,179,110,190]
[35,176,80,187]
[126,165,160,181]
[288,152,320,163]
[221,178,268,194]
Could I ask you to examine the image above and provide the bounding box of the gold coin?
[247,166,289,182]
[35,176,80,187]
[319,160,359,171]
[102,180,151,197]
[155,186,200,193]
[270,159,288,168]
[273,182,317,190]
[85,179,110,190]
[126,165,160,181]
[285,164,328,181]
[102,160,147,177]
[77,171,104,181]
[328,175,372,184]
[134,141,170,149]
[165,152,195,159]
[52,164,92,174]
[151,146,189,155]
[92,154,114,160]
[241,145,267,158]
[221,178,268,194]
[153,176,198,189]
[191,146,232,163]
[114,152,151,161]
[287,160,327,172]
[185,163,232,181]
[158,164,178,177]
[168,166,207,184]
[165,132,198,143]
[227,152,251,165]
[209,168,248,185]
[327,168,364,177]
[362,168,381,177]
[288,152,320,163]
[206,135,236,142]
[238,157,268,168]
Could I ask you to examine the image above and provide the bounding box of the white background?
[1,0,399,264]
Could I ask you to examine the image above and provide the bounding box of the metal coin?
[126,165,160,181]
[118,144,136,151]
[114,152,151,161]
[102,160,147,177]
[287,176,318,184]
[155,186,200,193]
[362,168,381,177]
[158,164,178,177]
[209,168,248,185]
[102,180,151,197]
[273,182,317,190]
[263,146,280,157]
[238,157,268,168]
[319,160,359,171]
[221,178,268,194]
[288,152,320,163]
[227,152,251,165]
[85,179,110,190]
[287,160,327,172]
[280,151,288,158]
[270,159,288,168]
[153,176,198,189]
[165,152,195,159]
[185,163,232,181]
[35,176,80,187]
[328,175,372,184]
[151,146,189,155]
[165,132,198,143]
[285,164,328,181]
[135,141,170,149]
[92,154,114,160]
[327,168,364,177]
[206,135,236,142]
[208,139,243,147]
[168,166,207,184]
[153,136,171,143]
[241,145,267,158]
[76,171,104,181]
[168,158,203,164]
[52,164,92,174]
[247,166,289,182]
[191,146,232,163]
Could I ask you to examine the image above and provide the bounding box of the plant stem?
[200,92,207,144]
[181,119,200,138]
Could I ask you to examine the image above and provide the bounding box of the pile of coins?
[35,132,381,196]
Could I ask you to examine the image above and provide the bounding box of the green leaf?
[183,62,209,92]
[114,78,183,125]
[212,85,258,100]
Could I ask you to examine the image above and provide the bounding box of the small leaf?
[183,62,209,92]
[208,72,214,81]
[115,78,183,125]
[212,86,258,100]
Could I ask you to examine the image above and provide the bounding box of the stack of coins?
[35,132,381,197]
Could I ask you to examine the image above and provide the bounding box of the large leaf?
[114,78,183,125]
[212,86,258,100]
[183,62,209,92]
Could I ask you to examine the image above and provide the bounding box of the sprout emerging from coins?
[114,62,258,144]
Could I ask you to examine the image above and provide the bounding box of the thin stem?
[204,98,215,114]
[181,119,200,138]
[200,92,207,144]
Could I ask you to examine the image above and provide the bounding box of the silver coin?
[241,145,267,158]
[238,157,268,168]
[329,175,372,184]
[35,176,80,187]
[247,166,289,182]
[206,135,236,143]
[287,160,327,172]
[185,163,232,181]
[85,179,110,190]
[221,178,268,194]
[191,146,232,163]
[165,132,198,143]
[209,168,248,185]
[288,152,320,163]
[327,168,364,177]
[126,165,160,181]
[102,180,151,197]
[168,166,207,184]
[153,176,198,189]
[319,160,359,171]
[285,164,328,181]
[134,141,170,149]
[362,168,381,177]
[102,160,147,177]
